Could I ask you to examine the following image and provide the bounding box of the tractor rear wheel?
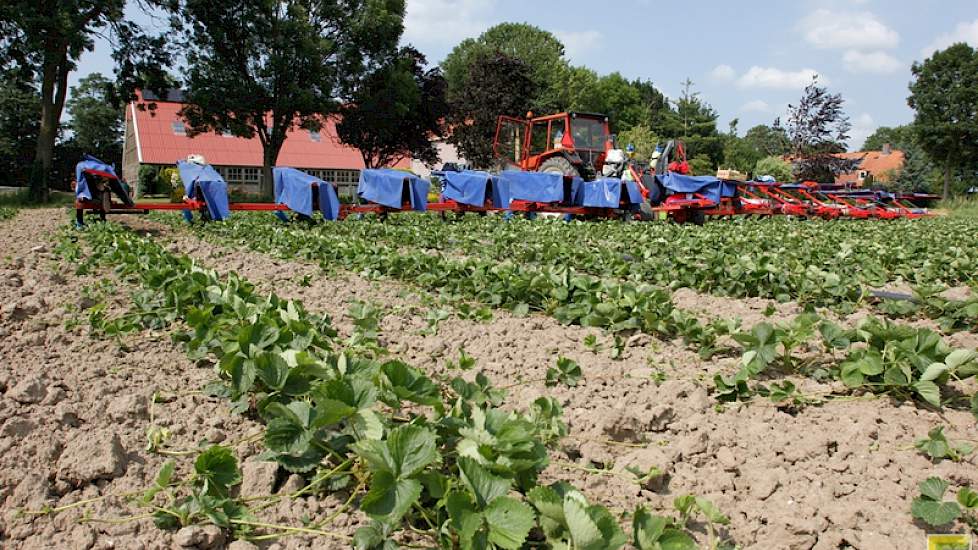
[538,156,580,178]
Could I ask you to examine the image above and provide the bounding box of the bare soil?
[2,209,977,550]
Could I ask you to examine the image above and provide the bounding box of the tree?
[0,76,39,185]
[743,124,789,157]
[563,71,646,133]
[754,156,793,182]
[781,76,855,182]
[174,0,404,198]
[631,79,671,132]
[337,47,448,169]
[442,23,567,112]
[722,136,762,173]
[862,125,915,152]
[689,154,714,176]
[908,43,978,199]
[66,73,123,165]
[446,51,534,169]
[616,124,659,163]
[657,79,722,168]
[0,0,169,202]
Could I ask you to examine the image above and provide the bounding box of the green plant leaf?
[194,445,241,498]
[360,470,422,525]
[484,496,535,549]
[911,499,960,526]
[458,456,510,509]
[958,487,978,509]
[920,477,950,501]
[912,380,942,408]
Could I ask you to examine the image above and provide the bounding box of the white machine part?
[186,154,207,165]
[602,148,627,178]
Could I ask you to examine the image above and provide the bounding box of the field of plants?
[1,208,977,550]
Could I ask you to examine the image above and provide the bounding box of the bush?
[754,156,793,182]
[138,165,158,196]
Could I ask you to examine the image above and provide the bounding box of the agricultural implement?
[74,149,935,226]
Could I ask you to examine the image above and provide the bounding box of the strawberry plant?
[915,427,975,463]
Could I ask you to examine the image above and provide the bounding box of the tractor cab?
[494,112,611,180]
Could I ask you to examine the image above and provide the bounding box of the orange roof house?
[833,144,905,186]
[121,89,405,196]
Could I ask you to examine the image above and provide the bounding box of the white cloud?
[842,50,902,74]
[553,30,603,61]
[850,113,876,151]
[402,0,497,49]
[740,100,771,113]
[737,66,826,90]
[710,64,735,81]
[801,9,899,50]
[921,19,978,57]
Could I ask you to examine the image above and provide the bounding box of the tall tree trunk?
[30,50,70,203]
[943,157,952,200]
[261,140,284,200]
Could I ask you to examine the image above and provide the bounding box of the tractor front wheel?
[538,156,580,178]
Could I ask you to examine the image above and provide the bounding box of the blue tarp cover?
[357,169,429,211]
[658,173,737,204]
[273,167,340,220]
[442,171,510,208]
[574,178,643,208]
[75,154,119,201]
[501,170,580,204]
[176,161,231,221]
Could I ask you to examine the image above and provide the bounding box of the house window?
[859,170,868,179]
[242,167,262,184]
[171,121,187,135]
[225,167,243,185]
[309,130,321,142]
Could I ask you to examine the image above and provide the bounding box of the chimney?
[882,143,891,155]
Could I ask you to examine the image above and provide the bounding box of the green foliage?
[176,0,405,196]
[447,51,534,169]
[753,156,793,182]
[442,23,568,113]
[0,77,39,185]
[912,477,961,526]
[915,426,974,463]
[909,43,978,198]
[616,124,659,163]
[546,357,582,387]
[66,73,123,164]
[147,446,252,533]
[137,165,159,196]
[337,47,448,169]
[743,124,789,157]
[689,154,715,176]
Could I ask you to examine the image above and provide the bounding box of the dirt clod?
[56,431,127,486]
[240,458,278,497]
[7,374,47,404]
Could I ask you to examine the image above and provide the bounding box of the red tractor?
[493,111,612,179]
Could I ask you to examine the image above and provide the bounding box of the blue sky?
[74,0,978,150]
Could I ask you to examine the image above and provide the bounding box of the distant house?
[121,89,405,197]
[833,144,905,186]
[410,136,467,178]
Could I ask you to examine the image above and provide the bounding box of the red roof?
[834,150,905,184]
[128,90,404,169]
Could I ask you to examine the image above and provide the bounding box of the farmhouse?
[122,89,370,196]
[833,143,905,186]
